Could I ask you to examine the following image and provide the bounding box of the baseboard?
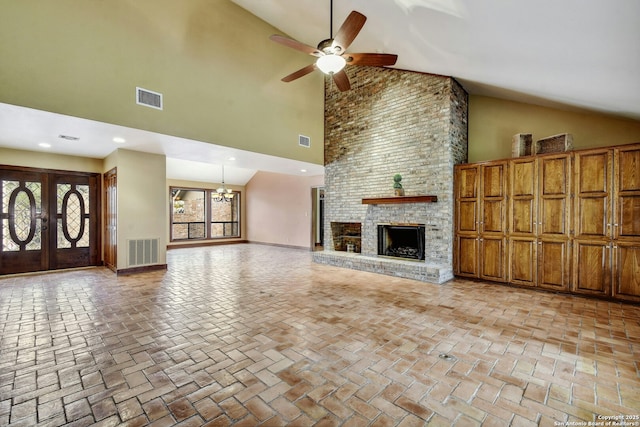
[117,264,168,275]
[167,240,248,250]
[247,241,311,251]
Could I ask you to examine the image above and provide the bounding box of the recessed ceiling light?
[113,137,126,143]
[300,169,307,173]
[228,157,236,161]
[38,143,51,148]
[59,134,79,141]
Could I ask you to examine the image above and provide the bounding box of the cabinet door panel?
[509,238,536,286]
[457,200,478,232]
[480,237,506,282]
[483,200,505,233]
[572,241,611,295]
[574,149,612,240]
[613,243,640,302]
[456,235,479,277]
[615,145,640,240]
[578,152,609,192]
[540,198,568,235]
[539,155,571,239]
[618,195,640,238]
[538,240,569,290]
[481,162,507,235]
[509,159,536,236]
[540,156,569,196]
[512,199,535,234]
[483,164,506,198]
[617,146,640,192]
[456,167,479,198]
[577,197,609,237]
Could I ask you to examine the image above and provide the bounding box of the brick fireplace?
[312,67,468,284]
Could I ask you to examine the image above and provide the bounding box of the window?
[170,187,240,241]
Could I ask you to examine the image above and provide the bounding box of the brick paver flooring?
[0,244,638,426]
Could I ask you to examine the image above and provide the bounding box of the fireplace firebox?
[377,224,425,261]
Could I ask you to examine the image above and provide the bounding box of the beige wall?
[166,178,247,247]
[246,171,324,249]
[115,149,167,269]
[0,0,324,165]
[468,96,640,162]
[0,147,103,172]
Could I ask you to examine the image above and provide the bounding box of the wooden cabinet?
[455,142,640,302]
[572,145,640,301]
[612,144,640,301]
[572,148,612,296]
[537,154,572,290]
[454,161,507,281]
[508,155,571,290]
[508,158,537,286]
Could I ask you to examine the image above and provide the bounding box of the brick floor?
[0,244,638,426]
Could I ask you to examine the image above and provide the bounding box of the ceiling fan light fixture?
[316,54,346,74]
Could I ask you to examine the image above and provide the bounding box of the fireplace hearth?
[378,224,425,261]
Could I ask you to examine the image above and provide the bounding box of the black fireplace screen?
[377,224,426,260]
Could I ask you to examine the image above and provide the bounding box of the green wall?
[468,96,640,163]
[0,0,324,164]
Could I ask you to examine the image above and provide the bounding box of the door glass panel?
[65,192,82,240]
[1,180,42,251]
[57,183,90,249]
[13,190,33,241]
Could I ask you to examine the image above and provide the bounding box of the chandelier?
[214,165,234,202]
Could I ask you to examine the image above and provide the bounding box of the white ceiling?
[0,103,324,185]
[233,0,640,119]
[2,0,638,185]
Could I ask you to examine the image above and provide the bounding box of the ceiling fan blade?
[346,53,398,67]
[281,64,317,82]
[270,34,323,57]
[332,11,367,53]
[332,70,351,91]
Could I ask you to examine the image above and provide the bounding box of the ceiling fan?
[269,1,398,92]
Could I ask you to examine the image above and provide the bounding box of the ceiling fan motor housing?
[318,38,341,54]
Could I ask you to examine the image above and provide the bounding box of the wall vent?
[136,87,163,110]
[299,135,311,148]
[127,238,159,266]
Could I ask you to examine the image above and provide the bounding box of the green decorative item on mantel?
[393,173,404,196]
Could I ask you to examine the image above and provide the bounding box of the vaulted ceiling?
[233,0,640,119]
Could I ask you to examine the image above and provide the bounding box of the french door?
[0,166,101,275]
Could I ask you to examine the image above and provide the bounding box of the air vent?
[59,134,80,141]
[136,87,163,110]
[127,238,159,266]
[299,135,311,148]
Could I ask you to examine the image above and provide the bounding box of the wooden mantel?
[362,195,438,205]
